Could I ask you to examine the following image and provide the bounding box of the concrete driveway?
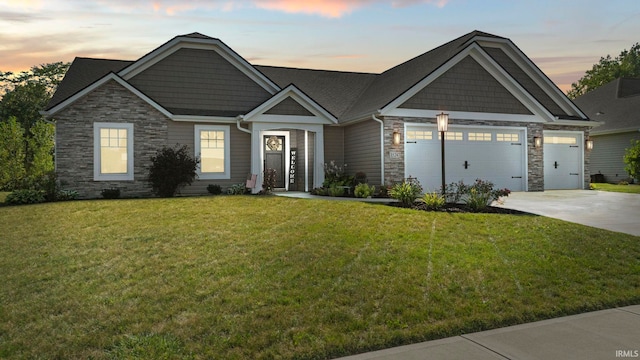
[494,190,640,236]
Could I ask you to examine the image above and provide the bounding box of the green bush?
[101,188,121,199]
[207,184,222,195]
[322,161,353,188]
[390,180,422,207]
[5,189,45,205]
[624,140,640,180]
[421,192,445,210]
[56,189,78,201]
[354,183,375,198]
[227,183,246,195]
[328,185,345,197]
[148,145,199,197]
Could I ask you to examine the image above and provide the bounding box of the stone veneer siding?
[54,80,169,199]
[381,116,590,191]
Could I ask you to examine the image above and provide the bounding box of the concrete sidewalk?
[334,305,640,360]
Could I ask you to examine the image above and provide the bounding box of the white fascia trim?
[172,115,237,123]
[118,37,280,94]
[475,38,588,119]
[380,43,556,122]
[242,85,338,124]
[551,119,602,127]
[385,108,543,123]
[43,73,173,118]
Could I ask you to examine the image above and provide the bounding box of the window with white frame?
[438,131,463,141]
[544,136,577,145]
[496,133,519,142]
[468,132,492,141]
[195,125,230,179]
[94,123,134,181]
[406,130,433,140]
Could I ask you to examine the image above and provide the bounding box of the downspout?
[371,112,385,185]
[236,116,252,134]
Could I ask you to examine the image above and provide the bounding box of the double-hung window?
[195,125,230,179]
[94,122,134,181]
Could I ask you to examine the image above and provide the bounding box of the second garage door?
[405,125,527,192]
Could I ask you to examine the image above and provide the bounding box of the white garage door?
[543,131,583,190]
[405,125,526,192]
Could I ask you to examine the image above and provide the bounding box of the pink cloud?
[253,0,366,18]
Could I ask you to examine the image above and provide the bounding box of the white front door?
[543,131,583,190]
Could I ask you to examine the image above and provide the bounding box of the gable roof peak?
[178,32,218,40]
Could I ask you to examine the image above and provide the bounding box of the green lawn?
[592,183,640,194]
[1,196,639,359]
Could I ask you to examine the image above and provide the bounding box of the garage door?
[405,125,526,192]
[543,131,582,190]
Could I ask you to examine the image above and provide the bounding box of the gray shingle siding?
[128,48,272,116]
[399,56,532,114]
[483,47,567,116]
[264,97,314,116]
[344,120,382,185]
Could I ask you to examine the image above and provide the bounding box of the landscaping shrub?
[328,184,345,197]
[207,184,222,195]
[389,180,422,207]
[5,189,45,205]
[56,189,78,201]
[354,183,375,198]
[101,188,121,199]
[262,168,277,194]
[421,192,445,210]
[322,160,353,188]
[227,183,246,195]
[148,145,199,197]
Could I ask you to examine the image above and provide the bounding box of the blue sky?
[1,0,639,92]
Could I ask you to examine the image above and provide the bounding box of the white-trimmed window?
[497,133,519,142]
[195,125,230,179]
[438,132,463,141]
[468,132,492,141]
[94,123,134,181]
[406,130,433,140]
[544,136,577,145]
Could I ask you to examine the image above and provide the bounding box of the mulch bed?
[390,202,532,215]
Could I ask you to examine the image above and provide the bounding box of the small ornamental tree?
[624,140,640,181]
[148,145,199,197]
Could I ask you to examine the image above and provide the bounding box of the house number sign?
[289,148,297,185]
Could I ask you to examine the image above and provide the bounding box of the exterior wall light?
[393,130,401,145]
[534,136,542,148]
[586,139,594,151]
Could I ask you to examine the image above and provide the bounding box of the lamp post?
[437,112,449,196]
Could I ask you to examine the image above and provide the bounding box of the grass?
[1,196,639,359]
[591,183,640,194]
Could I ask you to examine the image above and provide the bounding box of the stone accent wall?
[54,80,169,198]
[527,123,544,191]
[384,118,405,185]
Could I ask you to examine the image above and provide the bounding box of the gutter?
[371,112,385,185]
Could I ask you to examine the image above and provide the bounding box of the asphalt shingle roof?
[573,78,640,134]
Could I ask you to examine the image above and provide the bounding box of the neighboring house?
[573,78,640,183]
[43,31,595,198]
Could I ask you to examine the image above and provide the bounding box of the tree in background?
[624,140,640,182]
[567,43,640,99]
[0,62,69,191]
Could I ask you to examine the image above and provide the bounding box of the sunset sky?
[1,0,639,93]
